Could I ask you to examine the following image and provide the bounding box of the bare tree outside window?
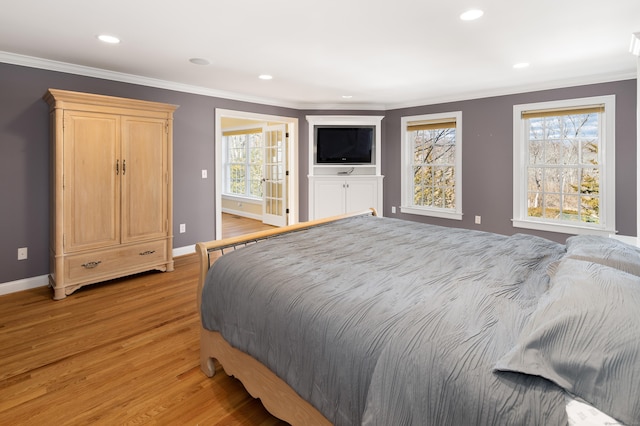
[411,127,457,210]
[526,112,600,224]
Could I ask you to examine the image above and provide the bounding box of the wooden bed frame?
[195,209,377,425]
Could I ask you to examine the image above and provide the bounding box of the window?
[401,112,462,220]
[223,128,263,198]
[513,95,615,235]
[400,111,462,220]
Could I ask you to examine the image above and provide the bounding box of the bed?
[196,210,639,426]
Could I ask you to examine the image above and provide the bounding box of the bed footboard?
[195,209,376,425]
[201,329,331,425]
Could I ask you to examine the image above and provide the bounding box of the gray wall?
[382,79,637,243]
[0,62,302,284]
[0,60,636,286]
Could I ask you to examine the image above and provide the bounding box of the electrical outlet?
[179,224,186,233]
[391,206,396,214]
[201,169,207,179]
[18,247,28,260]
[475,215,482,225]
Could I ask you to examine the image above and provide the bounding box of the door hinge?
[285,170,289,176]
[286,208,290,214]
[285,132,289,138]
[165,122,169,134]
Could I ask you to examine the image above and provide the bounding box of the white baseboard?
[0,275,49,296]
[222,208,263,221]
[0,246,199,297]
[173,245,196,257]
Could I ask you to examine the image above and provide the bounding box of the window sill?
[400,206,462,221]
[512,219,615,236]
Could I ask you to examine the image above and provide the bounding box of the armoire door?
[120,116,169,243]
[63,111,121,253]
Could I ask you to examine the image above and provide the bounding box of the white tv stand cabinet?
[307,115,384,220]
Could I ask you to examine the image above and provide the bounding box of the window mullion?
[245,136,251,196]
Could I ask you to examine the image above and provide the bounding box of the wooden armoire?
[44,89,178,300]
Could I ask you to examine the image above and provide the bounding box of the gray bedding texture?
[201,215,640,426]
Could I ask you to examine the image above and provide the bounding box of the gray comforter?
[201,215,569,425]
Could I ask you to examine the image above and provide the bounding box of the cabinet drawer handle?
[139,250,156,256]
[81,261,102,269]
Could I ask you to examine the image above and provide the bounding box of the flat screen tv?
[315,126,374,164]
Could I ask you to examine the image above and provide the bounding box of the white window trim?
[400,111,463,220]
[512,95,616,236]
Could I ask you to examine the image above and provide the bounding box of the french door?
[262,125,287,227]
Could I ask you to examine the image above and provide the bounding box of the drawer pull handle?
[139,250,156,256]
[81,261,102,269]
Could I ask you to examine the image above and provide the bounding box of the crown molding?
[385,70,637,110]
[0,50,636,112]
[0,51,389,110]
[0,50,307,110]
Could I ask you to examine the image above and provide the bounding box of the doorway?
[215,109,298,240]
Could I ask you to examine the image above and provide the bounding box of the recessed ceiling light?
[97,34,121,44]
[342,95,353,99]
[460,9,484,21]
[258,74,273,80]
[189,58,211,66]
[513,62,530,69]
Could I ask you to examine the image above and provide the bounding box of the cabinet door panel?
[63,111,120,252]
[345,179,378,213]
[121,117,168,242]
[313,179,346,219]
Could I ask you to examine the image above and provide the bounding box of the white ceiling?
[1,0,638,110]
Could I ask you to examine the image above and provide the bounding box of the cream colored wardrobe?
[44,89,178,299]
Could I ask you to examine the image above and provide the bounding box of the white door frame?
[215,109,298,240]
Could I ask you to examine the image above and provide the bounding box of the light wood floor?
[222,213,276,239]
[0,217,286,425]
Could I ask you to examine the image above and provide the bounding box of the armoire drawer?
[64,240,168,283]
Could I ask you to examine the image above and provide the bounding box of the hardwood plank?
[0,253,287,425]
[222,213,276,239]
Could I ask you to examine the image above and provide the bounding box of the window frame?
[222,126,264,200]
[512,95,616,236]
[400,111,463,220]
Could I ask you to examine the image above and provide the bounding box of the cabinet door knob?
[81,261,102,269]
